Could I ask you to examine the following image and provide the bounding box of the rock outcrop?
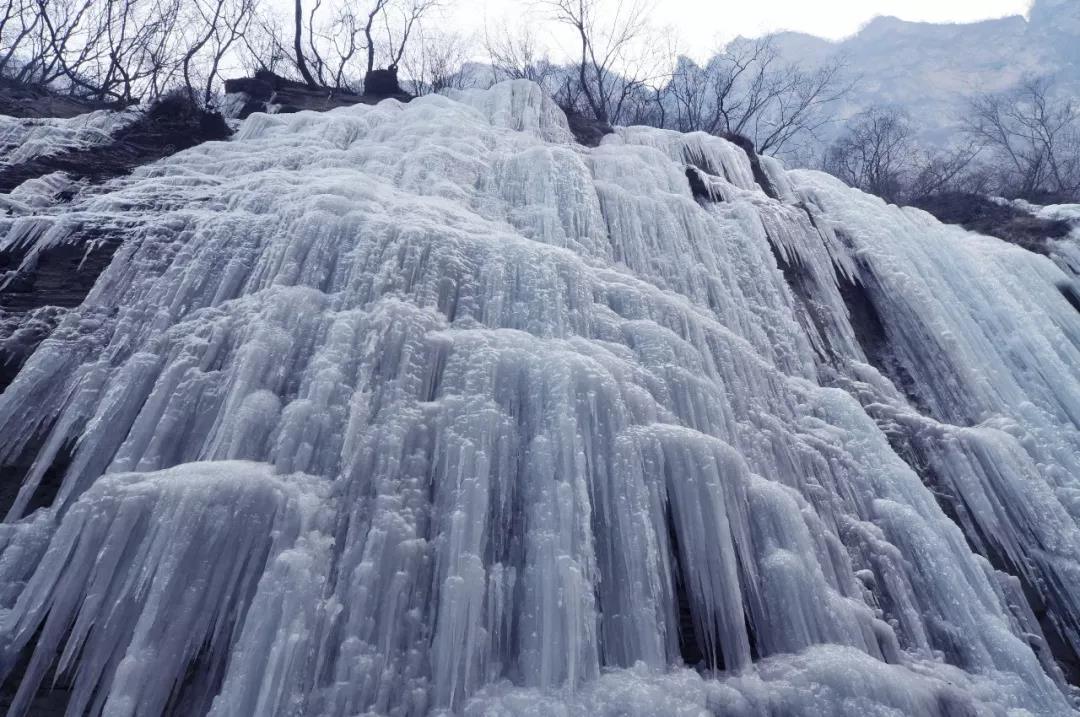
[223,69,412,119]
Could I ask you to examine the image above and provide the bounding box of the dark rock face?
[685,166,714,201]
[721,132,779,200]
[682,134,780,203]
[363,67,403,97]
[0,225,124,394]
[560,106,614,148]
[223,69,411,119]
[911,192,1072,254]
[0,89,230,398]
[223,71,277,101]
[1059,282,1080,313]
[223,71,278,117]
[0,91,232,193]
[0,77,127,119]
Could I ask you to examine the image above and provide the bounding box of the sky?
[442,0,1035,61]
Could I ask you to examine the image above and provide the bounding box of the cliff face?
[910,192,1074,255]
[0,78,126,119]
[0,93,230,194]
[768,0,1080,147]
[221,69,412,119]
[1030,0,1080,68]
[0,91,231,397]
[1,82,1080,716]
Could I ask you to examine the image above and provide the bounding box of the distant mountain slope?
[767,0,1080,146]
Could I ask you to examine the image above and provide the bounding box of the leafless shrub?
[962,76,1080,201]
[484,22,555,87]
[666,38,851,157]
[544,0,660,125]
[403,28,473,96]
[824,106,981,203]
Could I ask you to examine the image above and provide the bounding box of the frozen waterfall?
[2,80,1080,716]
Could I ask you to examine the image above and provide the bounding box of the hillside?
[768,0,1080,146]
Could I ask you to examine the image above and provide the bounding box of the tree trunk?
[294,0,317,86]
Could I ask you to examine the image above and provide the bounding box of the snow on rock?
[0,79,1079,715]
[987,197,1080,278]
[1041,204,1080,279]
[0,109,139,168]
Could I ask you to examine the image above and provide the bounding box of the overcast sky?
[441,0,1035,60]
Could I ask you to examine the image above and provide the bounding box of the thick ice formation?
[1,80,1080,715]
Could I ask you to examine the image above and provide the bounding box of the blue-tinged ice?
[1,80,1079,715]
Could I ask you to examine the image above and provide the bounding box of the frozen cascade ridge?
[2,80,1080,716]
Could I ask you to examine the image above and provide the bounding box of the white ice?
[0,109,139,167]
[0,80,1079,715]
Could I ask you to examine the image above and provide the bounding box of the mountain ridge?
[757,0,1079,149]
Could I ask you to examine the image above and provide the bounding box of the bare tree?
[388,0,439,75]
[4,0,268,106]
[666,55,708,131]
[293,0,317,85]
[25,0,188,102]
[484,22,554,87]
[279,0,439,91]
[181,0,256,104]
[182,0,227,99]
[204,0,256,103]
[907,142,981,199]
[621,28,677,128]
[0,0,21,48]
[326,4,365,89]
[823,105,983,202]
[239,11,294,76]
[962,76,1080,200]
[361,0,390,74]
[246,0,361,88]
[545,0,654,125]
[824,106,917,202]
[7,0,97,85]
[0,0,41,77]
[403,29,471,96]
[102,0,186,102]
[666,38,851,157]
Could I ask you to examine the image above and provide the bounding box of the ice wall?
[1,80,1079,715]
